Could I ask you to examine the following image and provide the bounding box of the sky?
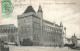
[0,0,80,38]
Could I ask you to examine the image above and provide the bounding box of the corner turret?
[37,5,43,18]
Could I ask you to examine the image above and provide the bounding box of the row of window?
[44,36,55,42]
[43,25,53,31]
[0,28,17,33]
[43,25,62,32]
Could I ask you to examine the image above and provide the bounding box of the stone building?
[0,24,18,43]
[71,34,78,45]
[17,5,66,46]
[66,34,79,45]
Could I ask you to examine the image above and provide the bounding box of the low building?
[0,24,18,43]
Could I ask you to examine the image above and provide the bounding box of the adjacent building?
[0,24,18,43]
[17,5,66,46]
[71,34,78,45]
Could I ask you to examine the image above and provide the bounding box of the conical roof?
[23,5,36,14]
[38,5,43,12]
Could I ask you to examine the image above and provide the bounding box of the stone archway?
[21,38,33,46]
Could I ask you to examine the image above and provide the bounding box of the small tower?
[60,22,63,27]
[37,5,43,18]
[37,5,43,45]
[71,33,77,45]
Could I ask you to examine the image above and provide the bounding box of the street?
[9,46,80,51]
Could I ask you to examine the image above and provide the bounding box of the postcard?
[0,0,80,51]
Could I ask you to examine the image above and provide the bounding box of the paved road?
[9,46,80,51]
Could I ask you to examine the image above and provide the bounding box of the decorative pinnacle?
[30,0,31,5]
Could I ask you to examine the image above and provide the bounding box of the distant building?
[17,5,66,46]
[0,24,18,43]
[66,34,78,45]
[71,34,78,45]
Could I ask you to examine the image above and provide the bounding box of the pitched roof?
[43,19,60,27]
[43,19,54,25]
[23,5,36,14]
